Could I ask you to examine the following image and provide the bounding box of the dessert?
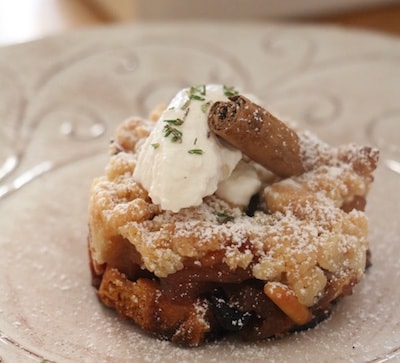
[88,84,379,346]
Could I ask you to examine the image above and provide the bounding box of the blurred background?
[0,0,399,46]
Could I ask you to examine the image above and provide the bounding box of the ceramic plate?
[0,22,399,363]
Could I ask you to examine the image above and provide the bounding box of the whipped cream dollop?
[133,84,260,212]
[216,160,261,207]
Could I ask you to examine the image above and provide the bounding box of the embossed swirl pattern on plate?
[0,34,255,361]
[0,24,399,362]
[0,36,252,202]
[258,29,400,167]
[366,109,400,174]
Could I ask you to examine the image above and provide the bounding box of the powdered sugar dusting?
[90,115,378,312]
[1,22,399,363]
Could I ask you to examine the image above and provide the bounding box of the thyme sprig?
[201,101,211,113]
[215,211,235,224]
[188,149,204,155]
[189,84,206,101]
[164,118,184,126]
[223,85,239,97]
[163,124,183,143]
[181,99,191,110]
[162,117,185,143]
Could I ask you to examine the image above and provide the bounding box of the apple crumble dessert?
[88,84,378,346]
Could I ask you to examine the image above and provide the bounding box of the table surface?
[0,0,399,46]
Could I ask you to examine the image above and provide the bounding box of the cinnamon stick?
[208,95,305,177]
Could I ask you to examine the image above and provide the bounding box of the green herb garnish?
[201,101,211,113]
[223,85,239,97]
[190,94,205,101]
[181,99,191,110]
[188,149,204,155]
[163,125,183,143]
[215,211,234,223]
[189,85,206,101]
[151,143,160,149]
[164,118,184,126]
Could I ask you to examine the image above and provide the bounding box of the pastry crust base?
[88,116,378,346]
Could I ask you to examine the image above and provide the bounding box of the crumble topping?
[89,116,374,308]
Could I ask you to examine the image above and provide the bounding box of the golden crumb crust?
[88,115,378,346]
